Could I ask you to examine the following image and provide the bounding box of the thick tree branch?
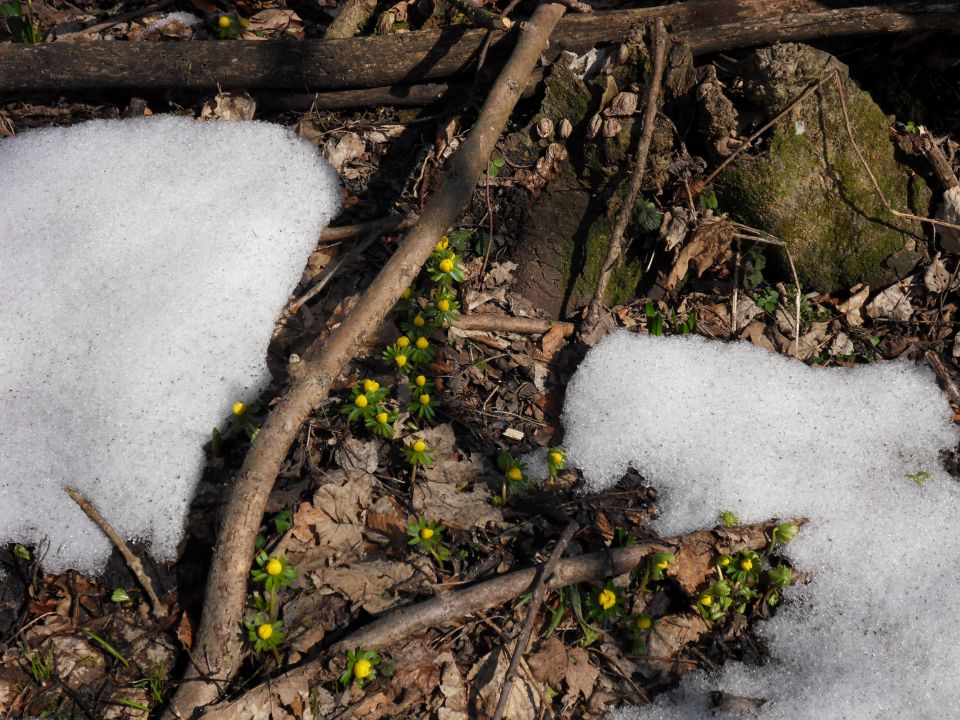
[3,2,960,93]
[163,3,568,717]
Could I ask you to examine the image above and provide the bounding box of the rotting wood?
[197,518,800,719]
[162,3,569,716]
[3,2,960,93]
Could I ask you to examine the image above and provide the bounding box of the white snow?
[0,116,340,573]
[144,11,201,31]
[562,331,960,719]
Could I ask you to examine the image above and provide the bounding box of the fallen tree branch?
[454,313,575,336]
[64,487,167,619]
[198,518,799,718]
[163,3,568,716]
[584,17,667,331]
[5,2,960,92]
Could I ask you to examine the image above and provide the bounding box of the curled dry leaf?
[663,220,733,294]
[587,113,602,139]
[558,118,573,139]
[925,253,952,294]
[866,283,914,322]
[536,117,554,138]
[601,117,622,138]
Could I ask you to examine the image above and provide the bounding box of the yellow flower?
[636,614,652,630]
[415,337,429,350]
[397,336,410,348]
[414,375,427,387]
[439,259,453,273]
[716,556,731,567]
[435,236,449,252]
[395,354,407,368]
[699,594,712,606]
[238,16,250,28]
[436,299,450,313]
[598,588,617,610]
[549,451,564,467]
[506,467,523,482]
[266,558,282,576]
[402,287,413,299]
[354,658,373,680]
[740,558,753,571]
[420,527,434,540]
[413,314,425,327]
[363,379,379,394]
[419,394,431,405]
[413,440,426,453]
[257,623,273,640]
[655,559,669,570]
[354,394,368,409]
[232,401,246,416]
[376,412,388,425]
[218,14,232,27]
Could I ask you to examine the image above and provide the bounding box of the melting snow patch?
[562,331,960,719]
[0,117,340,573]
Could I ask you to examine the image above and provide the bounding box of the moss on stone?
[719,45,928,293]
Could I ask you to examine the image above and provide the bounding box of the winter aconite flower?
[366,409,396,438]
[587,582,622,622]
[383,344,412,374]
[407,516,449,563]
[245,612,286,654]
[408,392,439,422]
[218,14,231,27]
[635,613,653,631]
[430,288,460,326]
[354,394,369,409]
[547,447,566,479]
[435,236,449,253]
[251,552,297,592]
[402,438,433,482]
[397,335,411,348]
[341,648,383,688]
[410,336,436,364]
[232,402,246,416]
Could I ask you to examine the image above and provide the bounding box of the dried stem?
[64,487,167,619]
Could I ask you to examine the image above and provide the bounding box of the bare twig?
[64,487,167,619]
[455,313,575,336]
[164,4,568,716]
[491,521,577,720]
[53,0,175,38]
[320,214,418,243]
[287,231,378,315]
[584,18,667,330]
[925,350,960,405]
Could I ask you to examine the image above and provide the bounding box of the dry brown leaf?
[290,470,373,563]
[563,646,598,705]
[486,261,518,287]
[739,320,776,352]
[540,322,567,360]
[527,636,568,687]
[468,647,537,720]
[200,92,256,121]
[435,651,468,715]
[866,283,914,321]
[315,560,419,613]
[413,480,503,531]
[664,221,733,294]
[643,613,709,681]
[336,436,381,475]
[323,132,366,173]
[838,283,870,327]
[925,253,952,293]
[243,8,303,37]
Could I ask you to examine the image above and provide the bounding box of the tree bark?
[2,1,959,93]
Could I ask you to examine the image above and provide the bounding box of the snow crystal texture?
[0,117,340,573]
[563,332,960,719]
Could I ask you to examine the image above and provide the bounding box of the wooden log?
[2,1,959,93]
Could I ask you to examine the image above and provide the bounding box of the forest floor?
[2,1,960,718]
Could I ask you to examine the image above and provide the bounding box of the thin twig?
[455,313,574,336]
[925,350,960,405]
[64,487,167,619]
[319,214,418,243]
[491,521,577,720]
[584,18,667,330]
[478,163,496,281]
[54,0,175,38]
